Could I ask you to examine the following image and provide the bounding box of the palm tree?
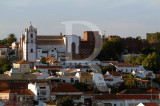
[125,74,138,88]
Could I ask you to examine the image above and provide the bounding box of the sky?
[0,0,160,40]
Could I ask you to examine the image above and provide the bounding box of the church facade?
[19,24,98,61]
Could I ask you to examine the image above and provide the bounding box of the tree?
[98,37,124,61]
[101,64,116,75]
[142,52,160,73]
[125,54,137,65]
[58,96,73,106]
[126,36,132,39]
[135,54,146,65]
[8,33,17,45]
[0,57,9,66]
[136,36,141,40]
[73,83,89,91]
[1,64,12,72]
[40,56,46,64]
[125,74,138,88]
[0,33,17,45]
[0,57,11,74]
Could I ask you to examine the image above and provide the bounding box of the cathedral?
[19,24,99,61]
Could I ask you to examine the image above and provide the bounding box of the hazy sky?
[0,0,160,39]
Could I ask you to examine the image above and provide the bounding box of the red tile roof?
[16,60,30,64]
[146,74,153,76]
[65,69,76,72]
[108,71,121,76]
[103,75,110,79]
[142,103,158,106]
[138,80,150,83]
[146,89,160,94]
[0,44,8,48]
[53,83,81,92]
[46,57,54,62]
[104,79,114,81]
[109,61,139,67]
[95,94,159,100]
[0,89,34,95]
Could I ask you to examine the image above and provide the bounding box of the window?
[31,33,33,38]
[40,87,46,89]
[31,49,33,53]
[126,69,128,72]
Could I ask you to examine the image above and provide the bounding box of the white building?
[103,71,123,86]
[92,73,109,92]
[21,24,80,62]
[28,83,50,102]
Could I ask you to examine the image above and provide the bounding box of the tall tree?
[142,52,160,73]
[98,37,124,61]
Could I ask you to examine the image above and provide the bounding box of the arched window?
[31,49,33,53]
[71,42,76,55]
[31,34,33,38]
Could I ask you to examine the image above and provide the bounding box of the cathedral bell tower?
[23,22,37,61]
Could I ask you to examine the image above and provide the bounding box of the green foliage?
[135,54,146,65]
[40,56,46,64]
[98,37,124,61]
[101,64,116,75]
[128,74,134,79]
[0,33,17,45]
[50,99,57,105]
[31,70,41,73]
[73,83,89,91]
[58,96,73,106]
[142,52,160,73]
[126,36,132,39]
[0,57,11,74]
[125,54,137,65]
[147,32,160,43]
[136,36,141,40]
[125,74,138,88]
[126,52,160,73]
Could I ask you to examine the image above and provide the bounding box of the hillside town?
[0,24,160,106]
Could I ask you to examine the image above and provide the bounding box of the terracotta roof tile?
[103,75,110,79]
[53,83,81,92]
[104,79,114,81]
[0,44,8,48]
[65,69,76,72]
[146,89,160,94]
[46,57,54,62]
[95,94,159,100]
[108,71,121,76]
[0,89,34,95]
[16,60,30,64]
